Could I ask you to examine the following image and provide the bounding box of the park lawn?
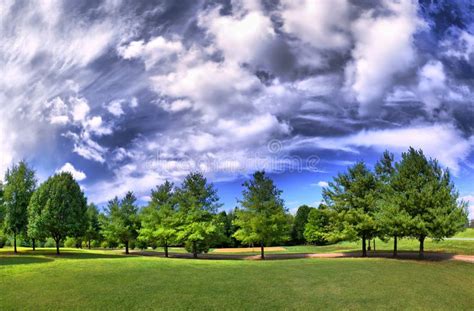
[453,228,474,238]
[285,237,474,255]
[1,249,473,310]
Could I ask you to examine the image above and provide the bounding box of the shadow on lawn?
[0,256,54,266]
[0,249,130,260]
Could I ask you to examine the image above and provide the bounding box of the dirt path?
[133,250,474,263]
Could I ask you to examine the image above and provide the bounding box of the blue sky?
[0,0,473,216]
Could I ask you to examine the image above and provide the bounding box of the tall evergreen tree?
[291,205,313,244]
[28,172,87,254]
[102,192,140,254]
[139,181,178,257]
[375,151,411,257]
[176,172,222,258]
[3,161,37,253]
[323,162,377,257]
[392,148,468,258]
[233,171,290,259]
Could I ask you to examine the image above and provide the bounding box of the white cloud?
[56,162,86,181]
[315,181,329,188]
[417,60,447,111]
[281,0,350,50]
[70,96,90,122]
[344,0,424,115]
[301,124,472,175]
[107,100,125,117]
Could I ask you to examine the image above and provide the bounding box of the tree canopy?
[27,172,87,254]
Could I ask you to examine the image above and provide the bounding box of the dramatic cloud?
[1,0,472,207]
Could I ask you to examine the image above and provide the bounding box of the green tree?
[102,192,140,254]
[304,205,333,245]
[323,162,377,257]
[27,172,87,255]
[3,161,37,253]
[84,203,101,249]
[175,172,222,258]
[233,171,290,259]
[291,205,313,244]
[392,148,468,258]
[375,151,411,256]
[139,181,178,257]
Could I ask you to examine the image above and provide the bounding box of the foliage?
[84,204,101,248]
[101,192,140,254]
[139,181,178,256]
[323,162,378,256]
[27,172,87,254]
[291,205,313,244]
[391,148,468,256]
[175,172,222,257]
[3,161,37,252]
[233,171,290,258]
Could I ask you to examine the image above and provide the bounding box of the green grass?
[453,228,474,238]
[0,248,473,310]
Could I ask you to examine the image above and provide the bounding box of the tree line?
[0,147,469,259]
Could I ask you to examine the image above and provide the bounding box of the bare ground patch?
[211,247,286,253]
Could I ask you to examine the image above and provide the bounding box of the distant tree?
[291,205,313,244]
[233,171,290,259]
[304,205,334,245]
[215,210,240,247]
[392,148,468,258]
[139,181,178,257]
[175,172,222,258]
[3,161,37,253]
[27,172,87,255]
[102,192,140,254]
[0,181,4,224]
[84,203,101,249]
[323,162,377,257]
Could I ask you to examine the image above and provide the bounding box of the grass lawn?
[1,248,473,310]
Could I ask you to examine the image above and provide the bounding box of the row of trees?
[0,147,468,259]
[302,148,468,258]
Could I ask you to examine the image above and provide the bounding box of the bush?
[44,238,56,248]
[64,237,76,248]
[91,240,101,248]
[0,233,7,248]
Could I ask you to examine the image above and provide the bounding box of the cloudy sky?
[1,0,473,216]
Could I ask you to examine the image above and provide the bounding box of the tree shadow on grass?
[0,256,54,266]
[0,249,132,260]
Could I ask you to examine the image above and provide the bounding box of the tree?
[304,205,333,245]
[3,161,37,253]
[291,205,313,244]
[323,162,377,257]
[139,181,178,257]
[175,172,222,258]
[392,148,468,258]
[102,192,140,254]
[84,204,101,249]
[375,151,411,257]
[233,171,290,259]
[27,172,87,255]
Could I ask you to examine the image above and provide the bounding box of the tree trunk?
[393,235,398,257]
[13,232,17,254]
[55,239,60,255]
[32,239,36,251]
[367,238,371,251]
[125,241,129,254]
[362,236,367,257]
[260,241,265,260]
[88,239,91,249]
[373,239,376,252]
[192,241,197,259]
[419,236,425,259]
[164,243,169,258]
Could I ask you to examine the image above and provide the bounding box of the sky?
[0,0,473,216]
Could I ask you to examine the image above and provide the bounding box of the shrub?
[64,237,76,248]
[44,238,56,248]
